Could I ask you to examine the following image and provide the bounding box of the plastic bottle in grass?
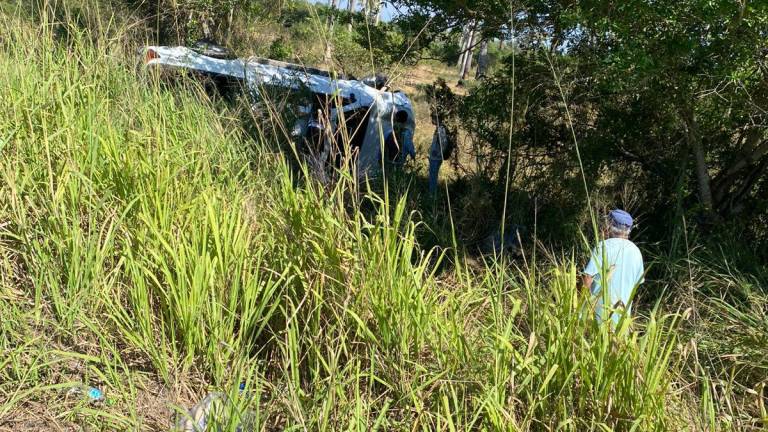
[67,386,105,404]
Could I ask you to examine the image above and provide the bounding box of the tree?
[430,0,767,243]
[456,24,472,68]
[363,0,382,25]
[458,22,477,80]
[573,0,768,220]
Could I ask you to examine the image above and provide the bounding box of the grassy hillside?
[1,9,766,432]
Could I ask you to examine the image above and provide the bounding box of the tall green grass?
[0,7,765,431]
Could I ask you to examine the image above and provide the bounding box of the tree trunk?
[476,39,489,78]
[712,131,768,209]
[364,0,380,25]
[347,0,356,31]
[323,0,338,64]
[457,25,471,69]
[459,28,476,81]
[373,0,381,25]
[682,107,715,216]
[727,158,768,215]
[712,129,768,200]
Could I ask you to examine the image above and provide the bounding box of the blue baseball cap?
[609,209,633,228]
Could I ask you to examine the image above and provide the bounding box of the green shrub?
[268,36,293,61]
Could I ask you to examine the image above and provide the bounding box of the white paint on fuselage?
[143,46,416,177]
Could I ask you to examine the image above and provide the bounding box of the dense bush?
[453,8,768,256]
[268,36,293,61]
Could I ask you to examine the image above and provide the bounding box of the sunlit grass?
[0,6,766,431]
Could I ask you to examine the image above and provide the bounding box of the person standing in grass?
[425,78,457,195]
[582,209,645,326]
[428,112,452,194]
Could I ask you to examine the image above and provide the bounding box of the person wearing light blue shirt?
[582,209,645,326]
[428,114,450,194]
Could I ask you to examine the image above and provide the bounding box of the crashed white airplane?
[141,43,416,178]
